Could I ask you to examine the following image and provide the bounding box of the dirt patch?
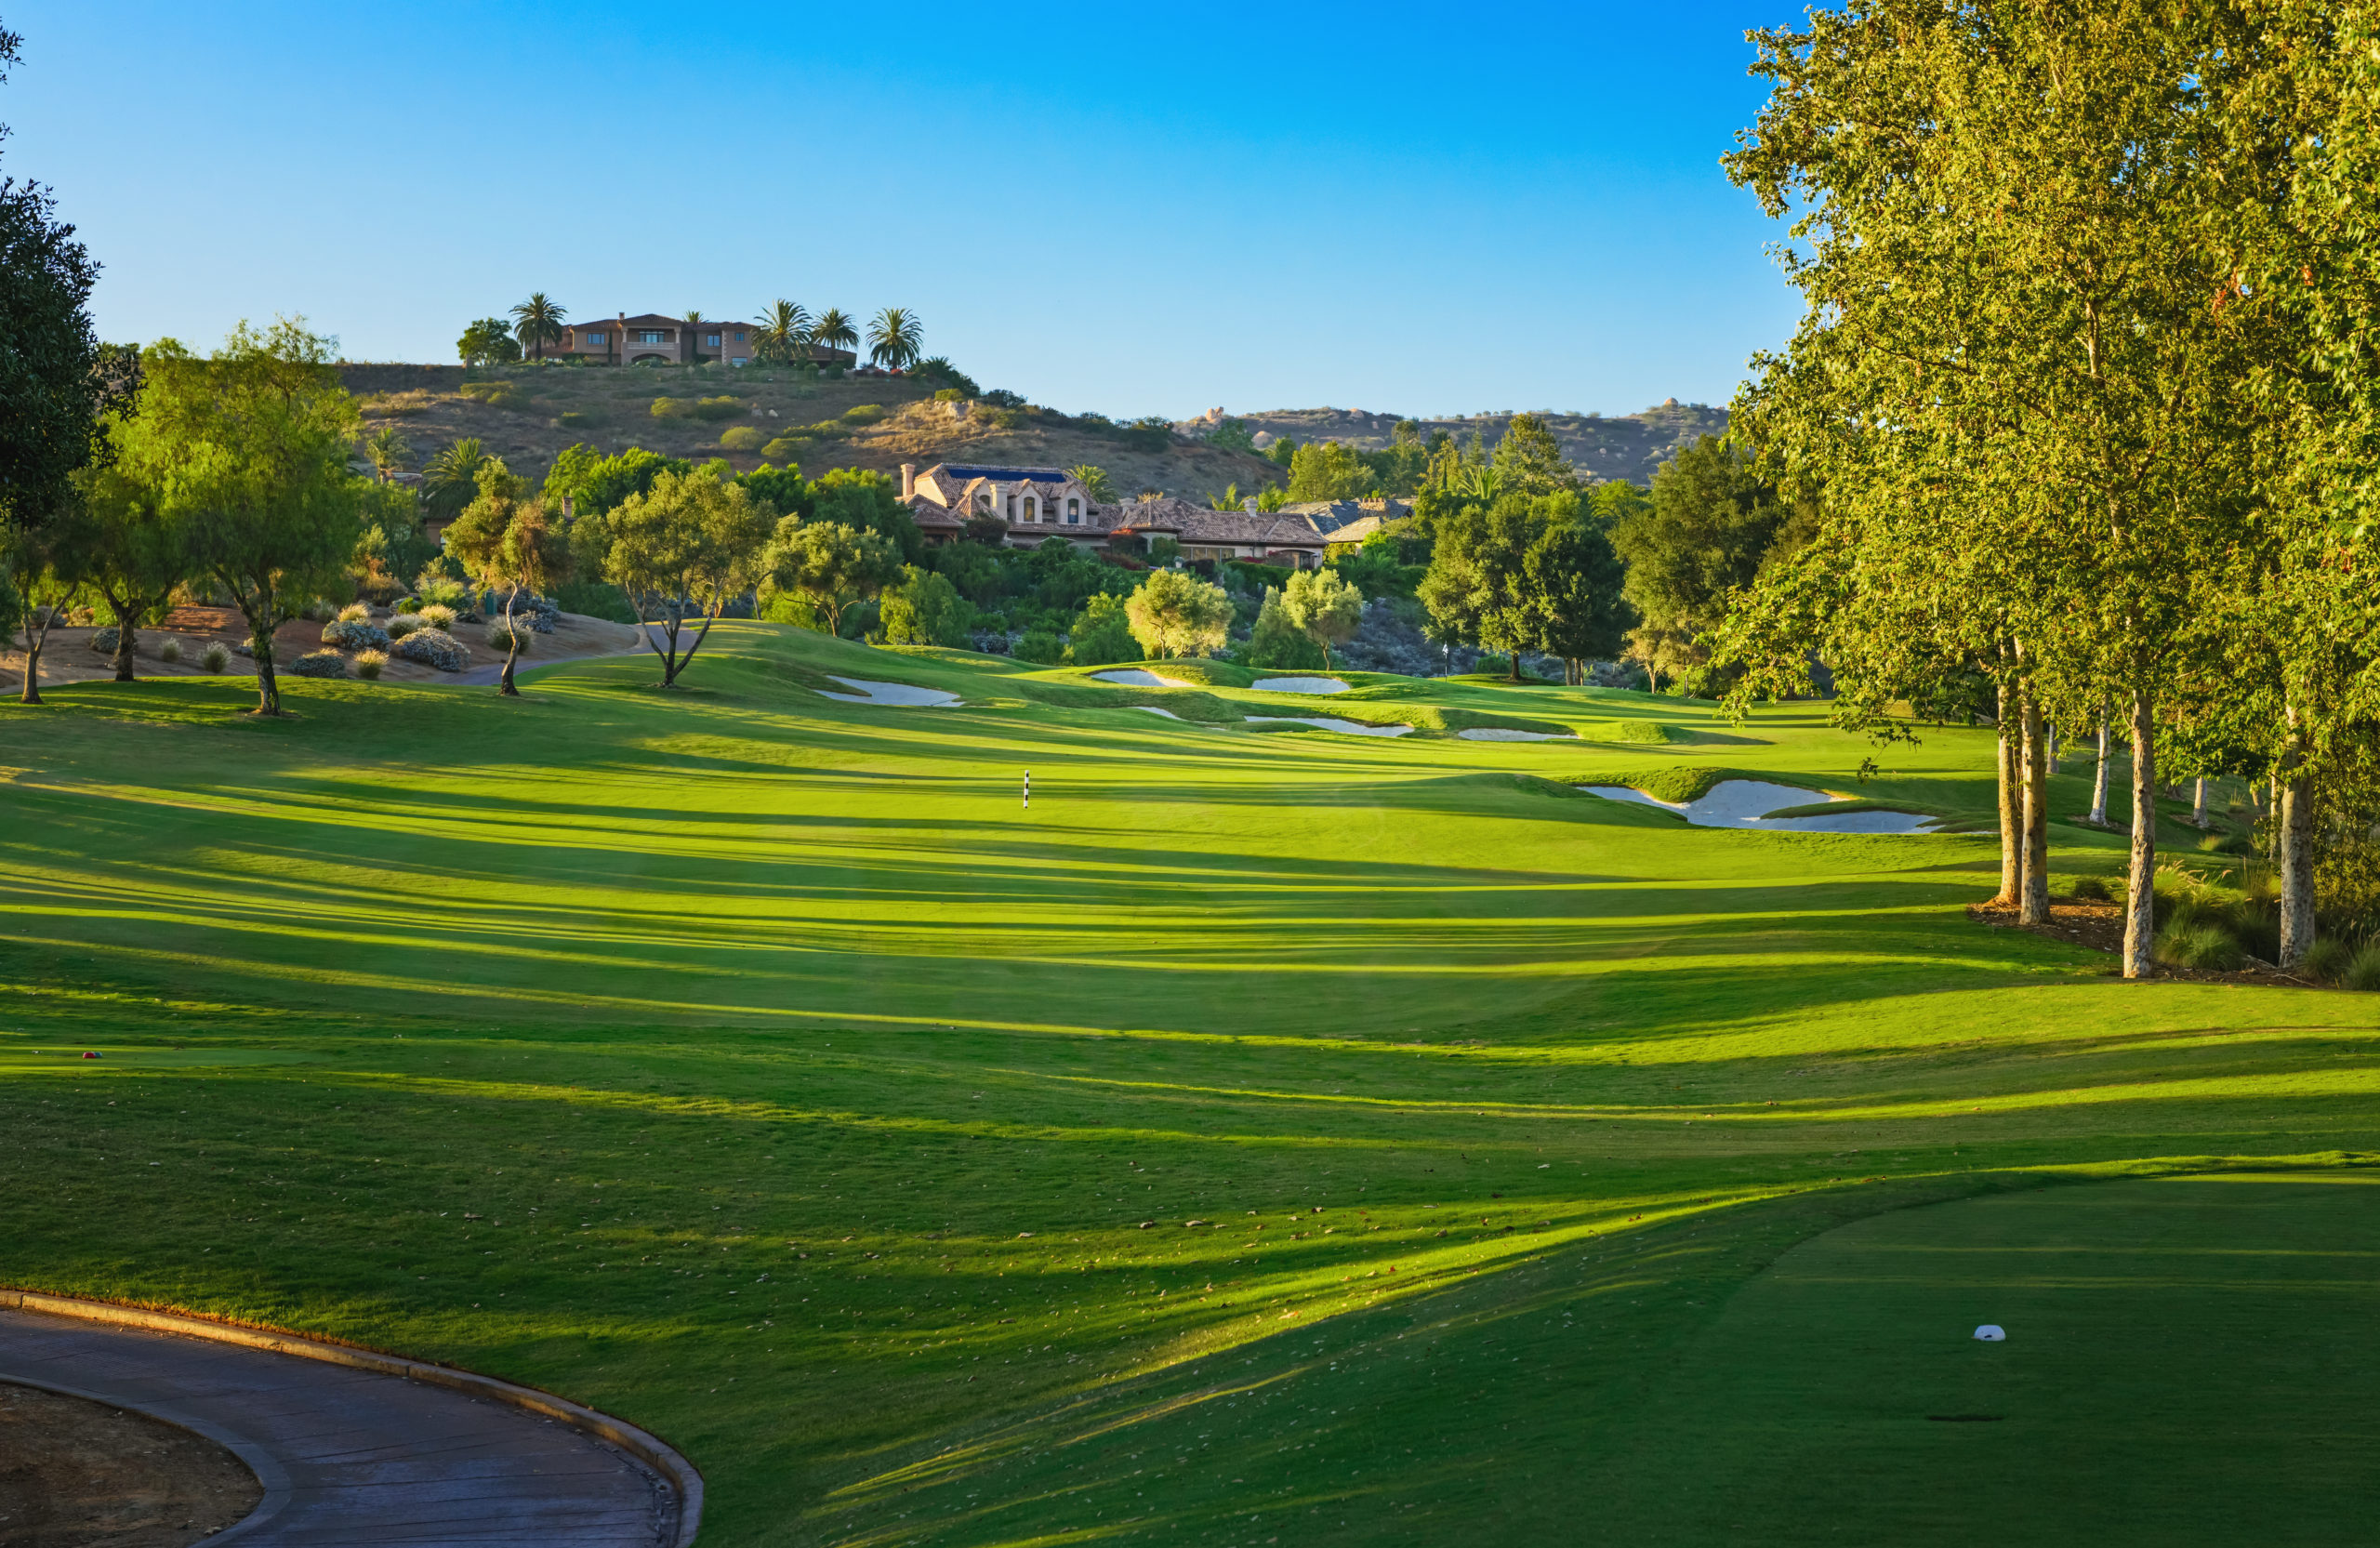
[0,1380,261,1545]
[4,607,642,691]
[1966,898,2312,986]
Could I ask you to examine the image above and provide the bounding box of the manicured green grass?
[1,623,2373,1546]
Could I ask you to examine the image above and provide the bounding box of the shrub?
[2302,937,2356,985]
[416,603,458,631]
[807,419,851,438]
[2069,875,2112,902]
[841,404,885,425]
[394,596,421,614]
[415,576,469,611]
[694,395,745,421]
[300,597,339,623]
[321,618,391,650]
[386,613,427,639]
[199,642,231,674]
[2224,896,2281,962]
[932,387,964,404]
[2345,944,2380,993]
[720,425,764,451]
[87,626,120,655]
[354,649,388,681]
[558,410,600,430]
[392,628,470,672]
[2153,920,2245,972]
[651,396,694,419]
[485,617,534,653]
[552,578,638,625]
[287,649,349,679]
[1013,628,1064,665]
[2198,830,2253,855]
[760,435,810,461]
[157,637,184,665]
[337,602,372,624]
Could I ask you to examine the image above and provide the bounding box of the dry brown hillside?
[344,365,1283,498]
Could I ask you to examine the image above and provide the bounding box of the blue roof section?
[937,465,1070,482]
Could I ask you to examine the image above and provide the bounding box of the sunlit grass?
[2,622,2373,1545]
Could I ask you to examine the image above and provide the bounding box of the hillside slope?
[344,365,1283,499]
[1214,400,1730,485]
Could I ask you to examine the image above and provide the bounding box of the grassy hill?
[344,364,1285,498]
[1220,400,1731,485]
[5,632,2377,1546]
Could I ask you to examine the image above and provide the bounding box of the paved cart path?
[0,1305,677,1545]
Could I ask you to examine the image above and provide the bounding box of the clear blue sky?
[5,0,1805,421]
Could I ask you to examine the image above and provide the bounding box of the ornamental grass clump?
[337,602,372,624]
[2153,920,2245,972]
[287,648,349,679]
[416,603,458,632]
[354,649,388,681]
[391,628,469,672]
[157,637,183,665]
[2344,944,2380,993]
[198,642,230,674]
[2301,937,2356,985]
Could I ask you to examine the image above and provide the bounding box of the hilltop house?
[898,463,1338,566]
[549,313,859,369]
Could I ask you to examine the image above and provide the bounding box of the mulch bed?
[1966,898,2314,987]
[0,1380,260,1545]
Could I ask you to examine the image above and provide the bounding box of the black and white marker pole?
[1023,769,1030,809]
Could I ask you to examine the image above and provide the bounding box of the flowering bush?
[321,618,391,650]
[391,628,469,672]
[287,649,349,679]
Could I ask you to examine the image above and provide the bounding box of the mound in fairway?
[0,623,2370,1548]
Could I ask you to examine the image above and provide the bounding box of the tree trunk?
[2020,686,2051,925]
[1995,683,2020,906]
[2279,708,2316,970]
[251,625,282,714]
[2122,688,2157,979]
[2090,714,2110,826]
[16,607,45,705]
[2191,777,2209,828]
[497,589,522,697]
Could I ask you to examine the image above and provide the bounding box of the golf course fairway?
[1,622,2373,1546]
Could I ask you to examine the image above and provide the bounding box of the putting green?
[0,623,2372,1546]
[1612,1173,2380,1543]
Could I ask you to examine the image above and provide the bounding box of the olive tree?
[1280,568,1364,671]
[763,519,901,639]
[1123,570,1231,660]
[603,468,774,687]
[443,458,567,696]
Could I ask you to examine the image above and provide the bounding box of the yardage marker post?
[1023,769,1030,809]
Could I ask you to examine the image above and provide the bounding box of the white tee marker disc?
[1974,1325,2006,1342]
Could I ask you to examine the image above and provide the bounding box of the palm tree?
[812,308,857,359]
[866,308,922,371]
[509,294,567,363]
[421,437,492,521]
[681,310,707,364]
[752,299,813,366]
[1067,464,1117,503]
[364,426,412,483]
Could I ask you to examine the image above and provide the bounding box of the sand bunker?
[1252,677,1350,695]
[1094,668,1196,687]
[1580,778,1947,834]
[818,677,962,707]
[1248,716,1414,737]
[1459,728,1579,741]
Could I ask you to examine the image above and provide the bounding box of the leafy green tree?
[1418,494,1546,680]
[1245,586,1324,669]
[1610,437,1787,695]
[1124,569,1232,659]
[812,308,857,358]
[1264,436,1299,470]
[1,141,120,548]
[879,565,972,647]
[75,408,198,682]
[866,308,922,371]
[1589,480,1651,529]
[809,467,920,562]
[443,458,567,695]
[143,320,363,714]
[765,519,901,638]
[1066,592,1140,666]
[1281,567,1364,670]
[509,294,566,363]
[1209,417,1255,454]
[752,299,813,366]
[3,502,94,704]
[604,469,774,686]
[1527,518,1631,684]
[1287,441,1378,502]
[1489,413,1576,496]
[457,318,521,365]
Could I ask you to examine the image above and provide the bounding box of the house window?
[636,330,666,345]
[1024,497,1038,523]
[584,332,605,346]
[977,493,992,510]
[706,333,721,347]
[733,331,746,342]
[1066,499,1080,524]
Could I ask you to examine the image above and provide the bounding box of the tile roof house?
[549,314,859,369]
[898,463,1333,566]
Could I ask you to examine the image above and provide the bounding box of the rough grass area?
[3,625,2375,1547]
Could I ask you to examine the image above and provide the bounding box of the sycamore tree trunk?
[2123,687,2158,979]
[2192,778,2209,828]
[2090,714,2111,825]
[2021,687,2052,925]
[1995,683,2020,906]
[2278,708,2316,970]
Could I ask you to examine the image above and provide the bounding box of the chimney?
[900,463,916,499]
[1242,497,1258,514]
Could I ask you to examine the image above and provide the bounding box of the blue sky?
[5,1,1805,420]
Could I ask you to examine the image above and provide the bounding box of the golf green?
[0,623,2373,1545]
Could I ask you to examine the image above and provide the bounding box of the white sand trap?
[1252,676,1351,695]
[818,676,962,707]
[1460,727,1579,742]
[1248,715,1414,737]
[1094,668,1196,687]
[1580,778,1947,834]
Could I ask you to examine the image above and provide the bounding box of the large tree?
[812,308,858,358]
[1609,436,1792,696]
[866,308,922,372]
[603,468,774,686]
[443,458,567,695]
[1123,570,1231,659]
[1280,567,1364,671]
[1417,493,1548,680]
[765,519,901,638]
[77,413,197,683]
[142,319,363,715]
[509,294,566,363]
[751,299,813,367]
[1527,517,1631,685]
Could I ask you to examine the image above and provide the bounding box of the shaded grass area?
[2,624,2375,1546]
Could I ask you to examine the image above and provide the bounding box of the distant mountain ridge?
[1186,401,1730,486]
